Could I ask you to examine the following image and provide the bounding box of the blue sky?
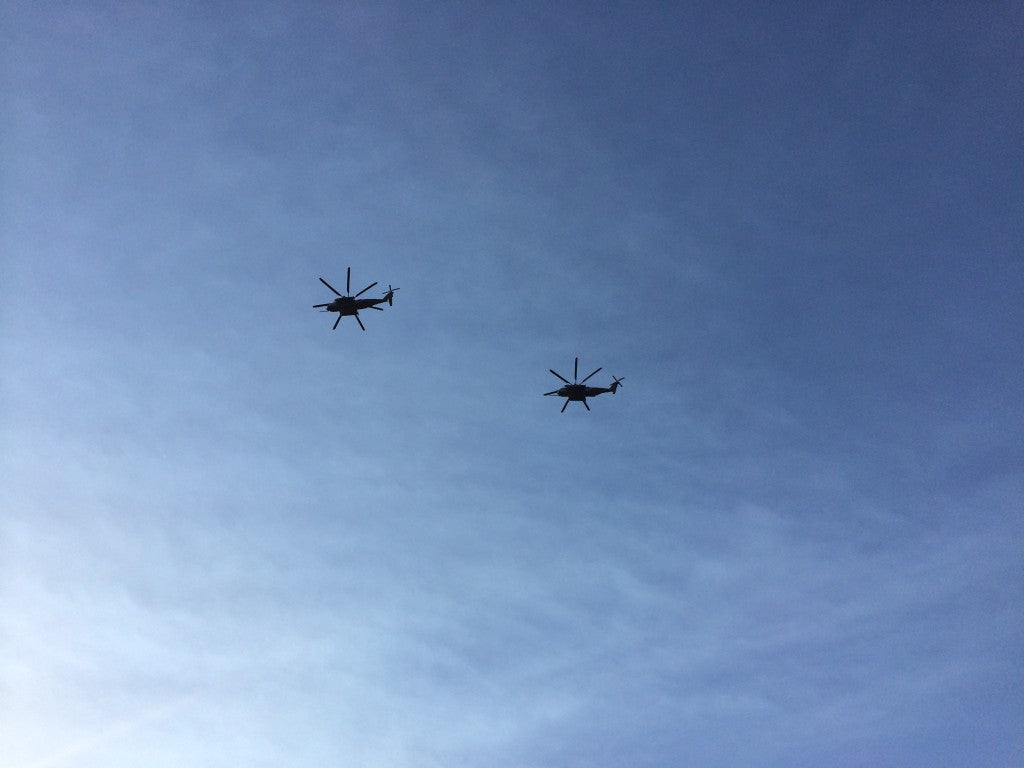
[2,3,1022,767]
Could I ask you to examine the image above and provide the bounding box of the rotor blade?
[574,357,579,382]
[579,366,602,384]
[582,399,590,411]
[332,314,341,330]
[549,369,571,384]
[561,399,569,413]
[319,277,342,297]
[355,313,366,331]
[346,267,351,294]
[354,281,378,298]
[313,303,331,308]
[368,305,384,310]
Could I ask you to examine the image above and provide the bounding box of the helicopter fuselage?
[323,295,389,316]
[554,384,613,401]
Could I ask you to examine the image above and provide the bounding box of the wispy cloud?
[3,4,1021,767]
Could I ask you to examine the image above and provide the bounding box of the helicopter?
[544,357,624,412]
[314,267,398,331]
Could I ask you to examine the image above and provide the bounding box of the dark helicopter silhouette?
[314,267,398,331]
[545,357,623,412]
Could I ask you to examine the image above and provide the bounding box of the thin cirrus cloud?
[2,4,1022,768]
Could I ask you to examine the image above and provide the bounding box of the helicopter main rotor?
[319,267,377,300]
[548,357,602,387]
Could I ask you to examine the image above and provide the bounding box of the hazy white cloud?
[3,3,1021,768]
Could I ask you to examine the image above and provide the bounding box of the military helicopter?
[314,267,398,331]
[544,357,624,412]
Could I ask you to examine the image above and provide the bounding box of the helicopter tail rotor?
[385,285,400,306]
[610,376,624,393]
